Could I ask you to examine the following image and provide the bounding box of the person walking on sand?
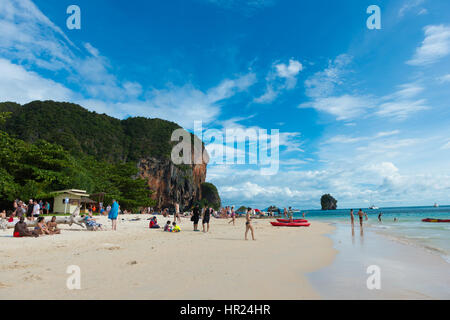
[245,207,255,241]
[109,199,119,231]
[175,203,181,223]
[228,205,236,225]
[202,207,212,233]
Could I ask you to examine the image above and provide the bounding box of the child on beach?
[164,221,172,232]
[172,221,181,233]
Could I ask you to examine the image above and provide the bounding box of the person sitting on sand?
[46,216,61,234]
[164,221,172,232]
[149,216,160,229]
[172,221,181,233]
[34,217,52,235]
[0,210,6,219]
[83,214,103,231]
[14,217,39,238]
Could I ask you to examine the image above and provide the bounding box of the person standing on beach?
[357,209,367,228]
[283,208,287,218]
[228,206,236,225]
[26,199,34,221]
[202,207,211,233]
[192,205,200,231]
[350,209,355,226]
[109,200,119,231]
[175,203,181,223]
[245,207,255,240]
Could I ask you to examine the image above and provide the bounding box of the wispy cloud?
[399,0,427,17]
[254,59,303,103]
[407,24,450,66]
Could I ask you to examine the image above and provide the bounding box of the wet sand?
[308,222,450,299]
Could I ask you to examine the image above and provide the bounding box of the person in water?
[14,217,39,237]
[378,212,383,222]
[245,207,255,241]
[357,209,367,227]
[108,200,119,231]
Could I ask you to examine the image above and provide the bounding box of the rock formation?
[321,194,337,210]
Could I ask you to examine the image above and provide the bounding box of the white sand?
[0,215,336,299]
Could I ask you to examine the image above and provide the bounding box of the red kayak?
[271,222,310,227]
[422,218,450,223]
[277,219,308,223]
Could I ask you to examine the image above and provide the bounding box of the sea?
[292,206,450,264]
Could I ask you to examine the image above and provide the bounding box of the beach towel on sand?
[109,202,119,220]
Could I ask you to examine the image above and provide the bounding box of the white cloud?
[299,95,373,121]
[304,54,352,99]
[407,24,450,66]
[0,58,73,104]
[254,59,303,103]
[437,74,450,83]
[300,55,429,121]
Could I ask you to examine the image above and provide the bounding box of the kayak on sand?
[270,222,310,227]
[276,219,308,223]
[422,218,450,223]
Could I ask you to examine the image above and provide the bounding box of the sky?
[0,0,449,209]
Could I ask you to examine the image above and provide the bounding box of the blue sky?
[1,0,450,209]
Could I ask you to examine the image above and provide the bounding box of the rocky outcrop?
[138,157,207,211]
[321,194,337,210]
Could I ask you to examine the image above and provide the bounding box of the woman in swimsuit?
[228,206,236,225]
[35,217,52,235]
[245,208,255,240]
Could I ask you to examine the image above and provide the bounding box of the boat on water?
[422,218,450,223]
[368,194,378,209]
[433,203,439,208]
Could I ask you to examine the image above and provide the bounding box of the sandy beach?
[0,215,336,300]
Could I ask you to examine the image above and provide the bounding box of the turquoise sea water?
[293,206,450,264]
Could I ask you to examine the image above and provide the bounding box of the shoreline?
[0,215,336,300]
[308,222,450,299]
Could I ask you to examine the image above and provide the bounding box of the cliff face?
[138,158,207,210]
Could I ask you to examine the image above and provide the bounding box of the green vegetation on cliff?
[0,100,181,162]
[0,100,221,211]
[200,182,221,210]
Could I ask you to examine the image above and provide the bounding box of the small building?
[53,189,92,214]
